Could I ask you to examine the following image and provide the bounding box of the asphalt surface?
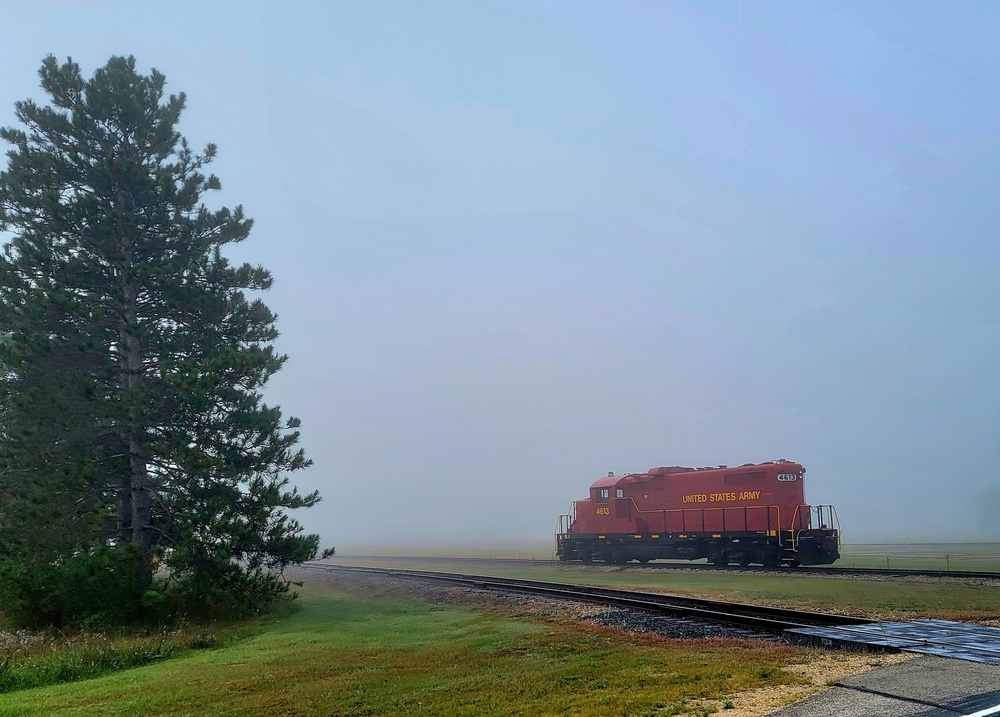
[770,655,1000,716]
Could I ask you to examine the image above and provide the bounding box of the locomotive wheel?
[579,548,593,563]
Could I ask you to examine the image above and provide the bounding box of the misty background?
[2,2,998,548]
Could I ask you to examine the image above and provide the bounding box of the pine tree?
[0,55,320,623]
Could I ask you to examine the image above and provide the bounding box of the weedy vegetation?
[0,618,263,694]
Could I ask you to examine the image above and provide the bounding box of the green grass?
[330,556,1000,622]
[0,583,824,717]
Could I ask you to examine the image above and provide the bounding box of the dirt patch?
[687,651,916,716]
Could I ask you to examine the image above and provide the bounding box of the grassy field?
[0,580,861,717]
[3,544,993,715]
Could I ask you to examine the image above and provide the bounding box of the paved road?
[770,656,1000,716]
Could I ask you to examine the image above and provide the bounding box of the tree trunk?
[117,477,132,541]
[121,273,153,593]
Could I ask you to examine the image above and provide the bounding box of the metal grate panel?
[787,619,1000,664]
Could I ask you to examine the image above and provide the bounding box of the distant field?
[339,542,1000,573]
[836,543,1000,572]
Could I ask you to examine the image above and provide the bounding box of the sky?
[2,1,998,548]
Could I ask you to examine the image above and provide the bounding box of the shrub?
[0,545,150,629]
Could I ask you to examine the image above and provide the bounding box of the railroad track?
[303,563,872,638]
[333,555,1000,581]
[305,562,1000,663]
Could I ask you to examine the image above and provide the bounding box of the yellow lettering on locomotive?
[595,506,610,516]
[682,494,708,503]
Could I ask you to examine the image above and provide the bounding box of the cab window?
[596,488,609,503]
[616,488,624,498]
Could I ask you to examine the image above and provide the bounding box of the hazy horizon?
[3,2,999,548]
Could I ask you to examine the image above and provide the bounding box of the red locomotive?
[555,460,839,567]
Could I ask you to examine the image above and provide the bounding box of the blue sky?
[2,2,999,546]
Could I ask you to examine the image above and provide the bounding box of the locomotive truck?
[555,460,839,567]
